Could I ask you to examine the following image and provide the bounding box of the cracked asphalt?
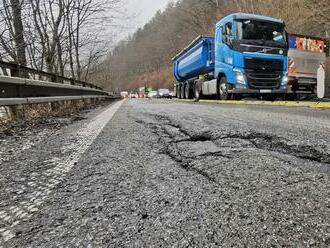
[1,99,330,247]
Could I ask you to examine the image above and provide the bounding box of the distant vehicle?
[286,34,327,98]
[148,91,158,98]
[138,87,146,98]
[120,91,129,99]
[157,89,172,98]
[129,93,138,98]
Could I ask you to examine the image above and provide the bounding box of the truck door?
[215,22,234,83]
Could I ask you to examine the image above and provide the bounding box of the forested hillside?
[93,0,330,91]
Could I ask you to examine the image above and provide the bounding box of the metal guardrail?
[0,61,102,90]
[0,75,108,98]
[0,61,118,106]
[0,95,115,106]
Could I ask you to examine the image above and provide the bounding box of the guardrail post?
[10,63,20,77]
[50,74,57,83]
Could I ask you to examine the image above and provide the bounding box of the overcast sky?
[114,0,175,42]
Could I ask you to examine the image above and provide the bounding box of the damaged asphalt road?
[1,99,330,247]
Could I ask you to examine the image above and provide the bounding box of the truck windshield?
[235,19,287,48]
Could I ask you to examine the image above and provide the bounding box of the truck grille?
[244,57,283,71]
[246,70,282,89]
[244,58,283,89]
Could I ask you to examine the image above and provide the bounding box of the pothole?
[177,141,221,157]
[135,114,330,181]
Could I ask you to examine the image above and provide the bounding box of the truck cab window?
[235,19,287,48]
[222,23,232,44]
[225,23,232,36]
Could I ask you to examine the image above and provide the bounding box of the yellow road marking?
[177,99,330,109]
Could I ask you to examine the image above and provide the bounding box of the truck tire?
[218,77,230,100]
[176,85,181,99]
[181,84,186,99]
[194,80,202,101]
[178,84,183,99]
[185,83,193,99]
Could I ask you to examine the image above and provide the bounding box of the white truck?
[286,34,328,99]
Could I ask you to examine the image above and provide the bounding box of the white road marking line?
[2,230,15,242]
[3,216,11,222]
[0,100,124,244]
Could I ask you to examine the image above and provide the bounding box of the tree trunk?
[10,0,27,76]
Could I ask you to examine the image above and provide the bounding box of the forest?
[94,0,330,92]
[0,0,122,81]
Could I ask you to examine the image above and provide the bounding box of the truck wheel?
[178,84,183,99]
[218,77,230,100]
[194,81,202,101]
[185,84,192,99]
[181,84,186,99]
[177,85,181,99]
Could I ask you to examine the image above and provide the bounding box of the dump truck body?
[173,36,215,83]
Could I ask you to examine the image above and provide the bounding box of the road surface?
[0,99,330,247]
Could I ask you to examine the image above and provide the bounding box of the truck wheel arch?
[217,73,226,83]
[217,73,227,93]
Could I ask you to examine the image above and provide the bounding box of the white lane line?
[0,100,124,244]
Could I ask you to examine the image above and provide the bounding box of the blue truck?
[173,13,289,100]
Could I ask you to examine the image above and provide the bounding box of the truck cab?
[173,13,290,100]
[215,13,288,98]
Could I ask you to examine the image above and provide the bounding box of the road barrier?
[0,61,102,90]
[0,61,117,106]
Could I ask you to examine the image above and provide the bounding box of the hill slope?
[92,0,330,92]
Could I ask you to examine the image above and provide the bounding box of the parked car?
[120,91,129,99]
[148,91,158,98]
[157,89,172,98]
[129,93,138,98]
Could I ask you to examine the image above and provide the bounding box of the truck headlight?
[282,76,289,85]
[234,69,246,84]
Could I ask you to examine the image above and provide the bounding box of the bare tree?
[0,0,27,69]
[0,0,123,83]
[10,0,27,67]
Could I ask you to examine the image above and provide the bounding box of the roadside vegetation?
[93,0,330,91]
[0,0,122,82]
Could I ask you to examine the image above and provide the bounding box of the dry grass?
[0,98,110,131]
